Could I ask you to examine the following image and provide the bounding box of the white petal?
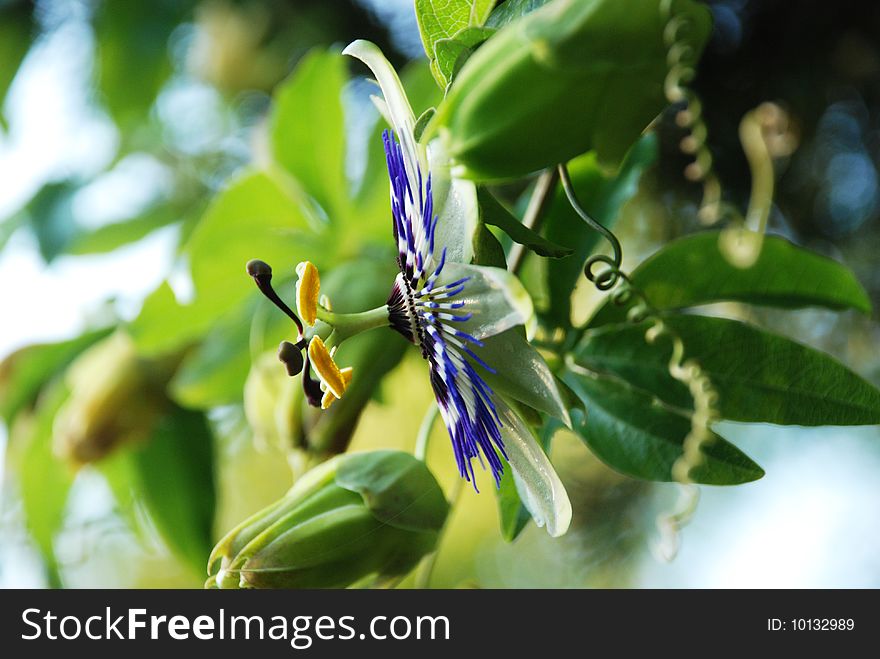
[428,138,478,265]
[437,263,533,340]
[498,400,571,538]
[343,39,425,191]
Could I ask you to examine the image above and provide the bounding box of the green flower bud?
[52,333,175,464]
[208,450,449,588]
[428,0,712,180]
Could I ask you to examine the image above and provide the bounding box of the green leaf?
[93,0,188,126]
[15,383,75,585]
[497,415,558,541]
[415,0,497,84]
[429,0,710,179]
[575,314,880,426]
[67,206,179,255]
[131,405,216,574]
[478,188,572,258]
[128,169,322,356]
[434,26,496,89]
[588,232,872,327]
[0,329,112,424]
[336,450,449,533]
[270,49,348,219]
[544,133,657,327]
[486,0,550,27]
[562,371,764,485]
[472,222,508,267]
[0,1,34,126]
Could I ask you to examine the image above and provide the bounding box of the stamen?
[308,336,348,399]
[295,261,321,327]
[246,259,304,336]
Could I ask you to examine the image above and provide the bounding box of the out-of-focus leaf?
[270,49,348,219]
[0,328,112,424]
[93,0,191,126]
[575,314,880,426]
[588,232,873,327]
[14,383,74,586]
[429,0,709,179]
[0,1,34,127]
[497,415,559,541]
[130,405,215,575]
[25,181,79,262]
[479,188,572,258]
[67,206,179,255]
[415,0,496,84]
[563,371,764,485]
[544,134,656,327]
[128,170,322,356]
[486,0,550,27]
[434,26,495,89]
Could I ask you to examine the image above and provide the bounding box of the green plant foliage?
[433,26,496,89]
[563,372,764,485]
[478,188,572,258]
[0,329,112,424]
[14,383,75,586]
[415,0,497,85]
[130,405,215,575]
[588,232,872,327]
[576,314,880,426]
[429,0,711,179]
[544,134,657,327]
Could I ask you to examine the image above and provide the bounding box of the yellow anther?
[308,336,347,400]
[295,261,320,326]
[320,367,353,409]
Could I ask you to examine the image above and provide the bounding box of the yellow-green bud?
[208,450,449,588]
[52,333,174,464]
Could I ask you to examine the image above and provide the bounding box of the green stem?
[316,305,389,342]
[508,168,559,275]
[414,477,464,589]
[414,404,440,462]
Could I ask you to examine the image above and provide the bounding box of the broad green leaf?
[588,232,872,327]
[478,187,572,258]
[270,49,348,219]
[479,328,570,425]
[128,169,322,355]
[429,0,710,179]
[131,405,215,575]
[497,415,559,541]
[15,383,74,585]
[544,133,657,327]
[415,0,496,83]
[575,314,880,426]
[336,450,449,533]
[486,0,550,27]
[563,371,764,485]
[433,26,496,89]
[0,328,112,424]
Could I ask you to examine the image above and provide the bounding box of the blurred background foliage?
[1,0,880,588]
